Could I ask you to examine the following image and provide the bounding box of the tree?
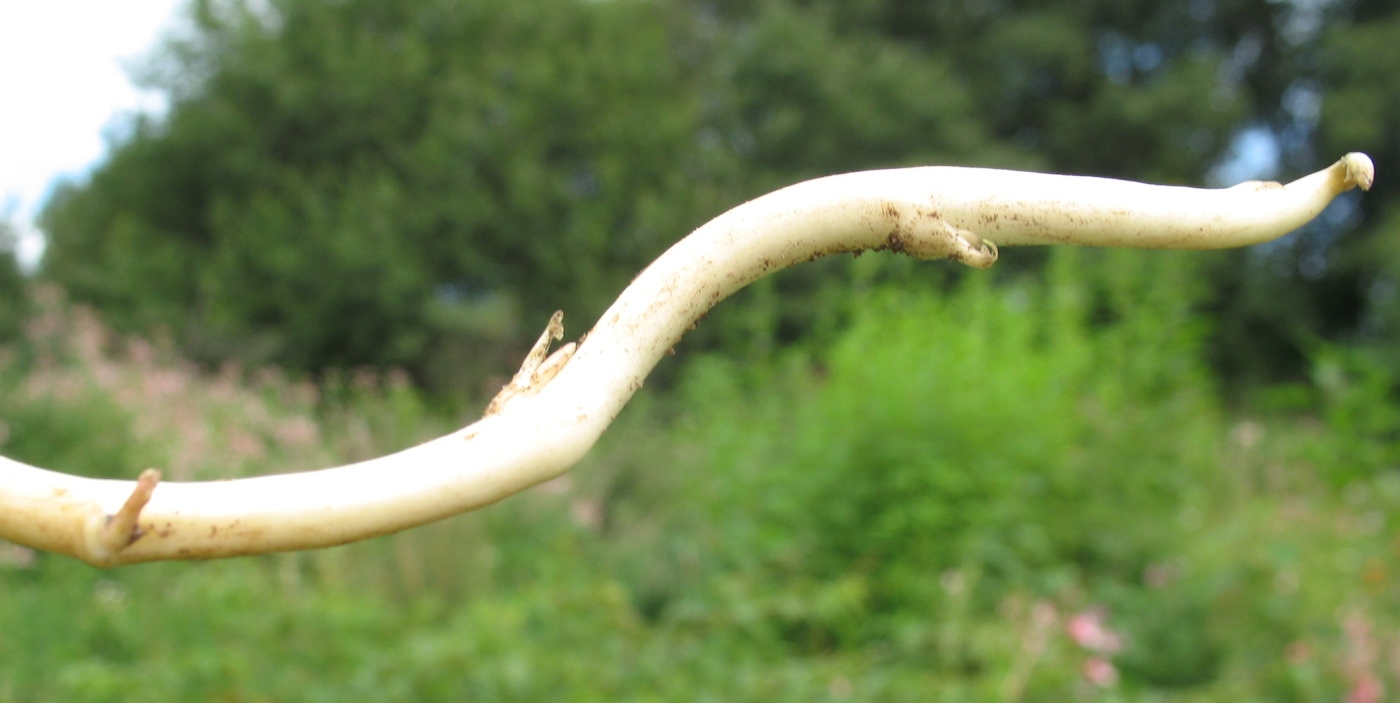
[695,0,1400,389]
[43,0,724,376]
[41,0,1396,401]
[0,220,28,342]
[41,0,994,379]
[1311,1,1400,370]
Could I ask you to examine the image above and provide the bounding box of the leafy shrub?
[660,251,1223,618]
[1306,347,1400,486]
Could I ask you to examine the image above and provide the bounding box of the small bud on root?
[87,469,160,563]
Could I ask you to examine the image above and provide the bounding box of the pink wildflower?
[570,499,604,529]
[1083,657,1119,687]
[1342,613,1384,703]
[1347,671,1384,703]
[1067,608,1123,654]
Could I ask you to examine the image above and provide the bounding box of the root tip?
[546,310,565,342]
[1342,152,1375,191]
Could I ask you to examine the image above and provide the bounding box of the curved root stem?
[0,153,1374,566]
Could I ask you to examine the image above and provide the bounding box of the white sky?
[0,0,185,269]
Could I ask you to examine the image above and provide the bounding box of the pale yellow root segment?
[0,153,1374,566]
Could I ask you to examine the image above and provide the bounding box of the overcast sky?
[0,0,185,268]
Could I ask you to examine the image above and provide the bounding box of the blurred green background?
[3,0,1400,700]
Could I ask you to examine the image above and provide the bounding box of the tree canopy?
[37,0,1399,390]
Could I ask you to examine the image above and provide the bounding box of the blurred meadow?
[4,0,1400,700]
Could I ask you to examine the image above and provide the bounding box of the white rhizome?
[0,153,1375,567]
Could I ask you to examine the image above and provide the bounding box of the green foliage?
[39,0,1393,398]
[11,0,1400,698]
[707,0,1262,183]
[40,0,986,379]
[651,251,1220,626]
[0,392,150,481]
[39,0,1288,383]
[1302,347,1400,486]
[1198,1,1400,388]
[0,221,29,344]
[3,270,1400,700]
[44,0,724,377]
